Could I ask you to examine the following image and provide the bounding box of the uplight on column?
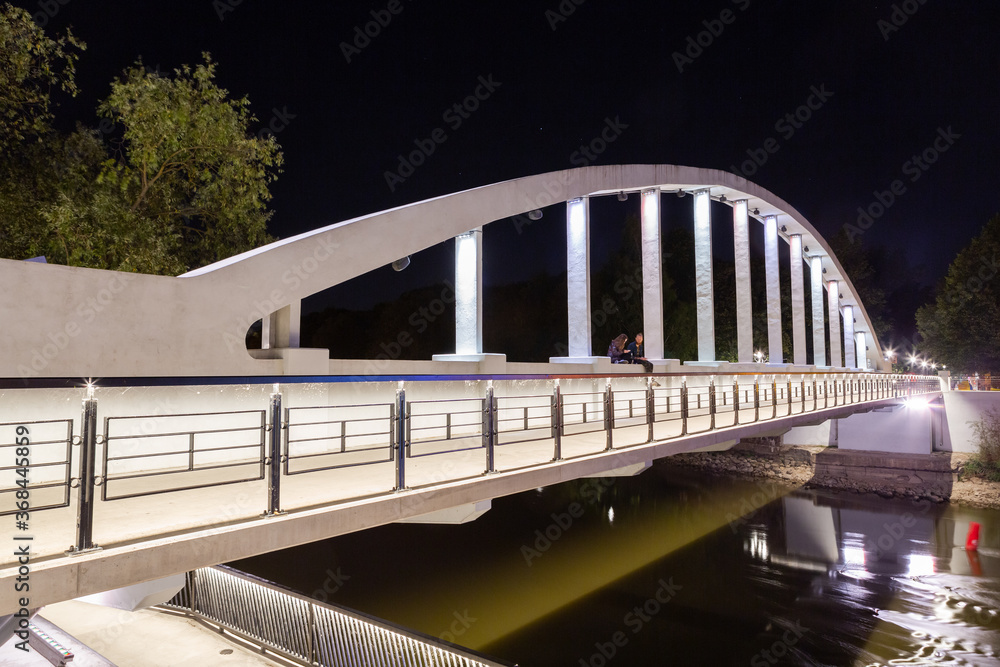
[694,190,715,361]
[733,200,753,363]
[566,198,592,358]
[810,256,826,366]
[764,216,782,363]
[843,305,856,369]
[640,189,664,360]
[454,229,482,355]
[827,280,842,367]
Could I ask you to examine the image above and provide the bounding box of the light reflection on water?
[231,463,1000,666]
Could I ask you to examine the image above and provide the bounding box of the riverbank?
[659,441,1000,509]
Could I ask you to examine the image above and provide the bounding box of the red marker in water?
[966,521,980,551]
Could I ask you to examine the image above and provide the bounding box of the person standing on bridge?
[627,332,654,372]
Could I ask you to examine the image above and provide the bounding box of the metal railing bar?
[107,442,263,462]
[104,424,264,441]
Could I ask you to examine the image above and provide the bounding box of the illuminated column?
[855,331,867,370]
[566,198,593,358]
[693,190,715,361]
[827,281,842,367]
[789,235,806,365]
[640,189,664,360]
[733,200,753,363]
[764,216,782,363]
[810,257,826,366]
[843,305,856,369]
[454,228,483,355]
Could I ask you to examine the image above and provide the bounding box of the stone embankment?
[661,439,1000,509]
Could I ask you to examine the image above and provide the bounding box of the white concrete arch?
[0,164,886,378]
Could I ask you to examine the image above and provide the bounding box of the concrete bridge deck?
[0,373,939,615]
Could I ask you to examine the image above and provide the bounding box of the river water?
[232,463,1000,666]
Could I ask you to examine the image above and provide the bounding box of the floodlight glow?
[455,231,479,354]
[907,554,935,577]
[843,546,866,566]
[85,381,95,399]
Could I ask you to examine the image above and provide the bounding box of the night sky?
[16,0,1000,314]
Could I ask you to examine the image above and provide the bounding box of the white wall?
[941,391,1000,453]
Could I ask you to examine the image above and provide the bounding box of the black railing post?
[394,384,406,491]
[771,379,778,419]
[552,381,563,461]
[70,392,100,554]
[733,380,740,426]
[681,380,689,435]
[787,378,793,416]
[646,377,655,443]
[709,380,716,430]
[753,380,760,423]
[264,388,284,516]
[485,382,497,473]
[604,379,614,451]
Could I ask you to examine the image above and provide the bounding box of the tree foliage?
[0,4,282,274]
[916,214,1000,373]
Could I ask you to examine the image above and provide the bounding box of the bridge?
[0,164,946,622]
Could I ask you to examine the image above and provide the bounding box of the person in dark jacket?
[627,332,653,372]
[608,334,632,363]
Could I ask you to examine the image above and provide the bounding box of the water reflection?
[232,463,1000,666]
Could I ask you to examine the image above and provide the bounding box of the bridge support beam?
[640,189,664,360]
[263,301,301,349]
[811,256,826,366]
[694,190,715,361]
[827,280,842,367]
[734,200,753,363]
[566,197,594,358]
[789,235,807,365]
[454,228,483,355]
[764,215,783,363]
[843,305,856,369]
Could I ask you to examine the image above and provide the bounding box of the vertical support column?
[827,281,842,367]
[265,388,283,516]
[566,198,593,358]
[811,257,826,366]
[693,191,715,361]
[789,236,807,365]
[455,229,483,355]
[266,301,302,349]
[855,331,867,371]
[733,200,753,363]
[71,392,100,554]
[640,189,664,360]
[764,216,783,363]
[708,380,716,430]
[843,305,856,369]
[733,380,740,425]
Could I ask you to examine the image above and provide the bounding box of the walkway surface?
[0,601,280,666]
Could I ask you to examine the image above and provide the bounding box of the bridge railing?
[0,372,942,562]
[159,564,516,667]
